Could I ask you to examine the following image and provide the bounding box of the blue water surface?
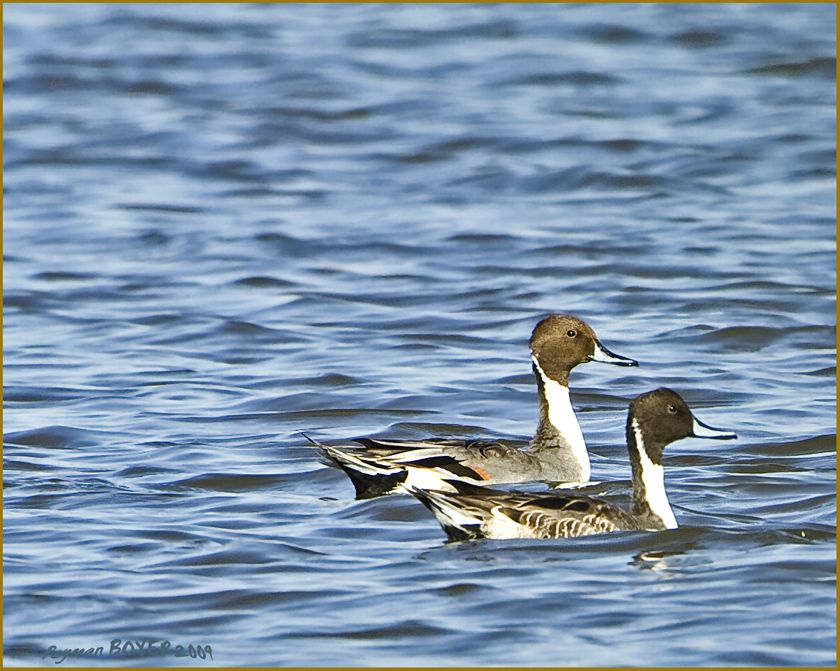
[4,4,836,667]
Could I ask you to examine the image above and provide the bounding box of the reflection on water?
[631,550,688,573]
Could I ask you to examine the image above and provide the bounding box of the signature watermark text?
[42,639,213,664]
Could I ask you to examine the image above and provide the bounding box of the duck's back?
[354,437,539,485]
[493,493,642,538]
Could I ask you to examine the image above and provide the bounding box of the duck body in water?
[407,388,737,541]
[308,314,637,498]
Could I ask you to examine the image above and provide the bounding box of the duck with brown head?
[307,314,637,498]
[407,388,736,541]
[529,314,637,484]
[626,388,736,530]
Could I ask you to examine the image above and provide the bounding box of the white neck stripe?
[632,417,677,529]
[532,356,589,481]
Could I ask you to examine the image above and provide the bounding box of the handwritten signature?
[42,639,213,664]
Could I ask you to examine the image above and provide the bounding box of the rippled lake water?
[4,4,836,667]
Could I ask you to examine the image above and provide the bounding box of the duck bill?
[691,416,737,440]
[590,339,638,367]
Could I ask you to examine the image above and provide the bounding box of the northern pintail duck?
[308,314,637,498]
[407,388,736,541]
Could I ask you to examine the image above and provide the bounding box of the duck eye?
[667,404,678,414]
[566,329,577,338]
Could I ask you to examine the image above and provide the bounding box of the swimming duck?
[308,314,637,498]
[407,388,736,540]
